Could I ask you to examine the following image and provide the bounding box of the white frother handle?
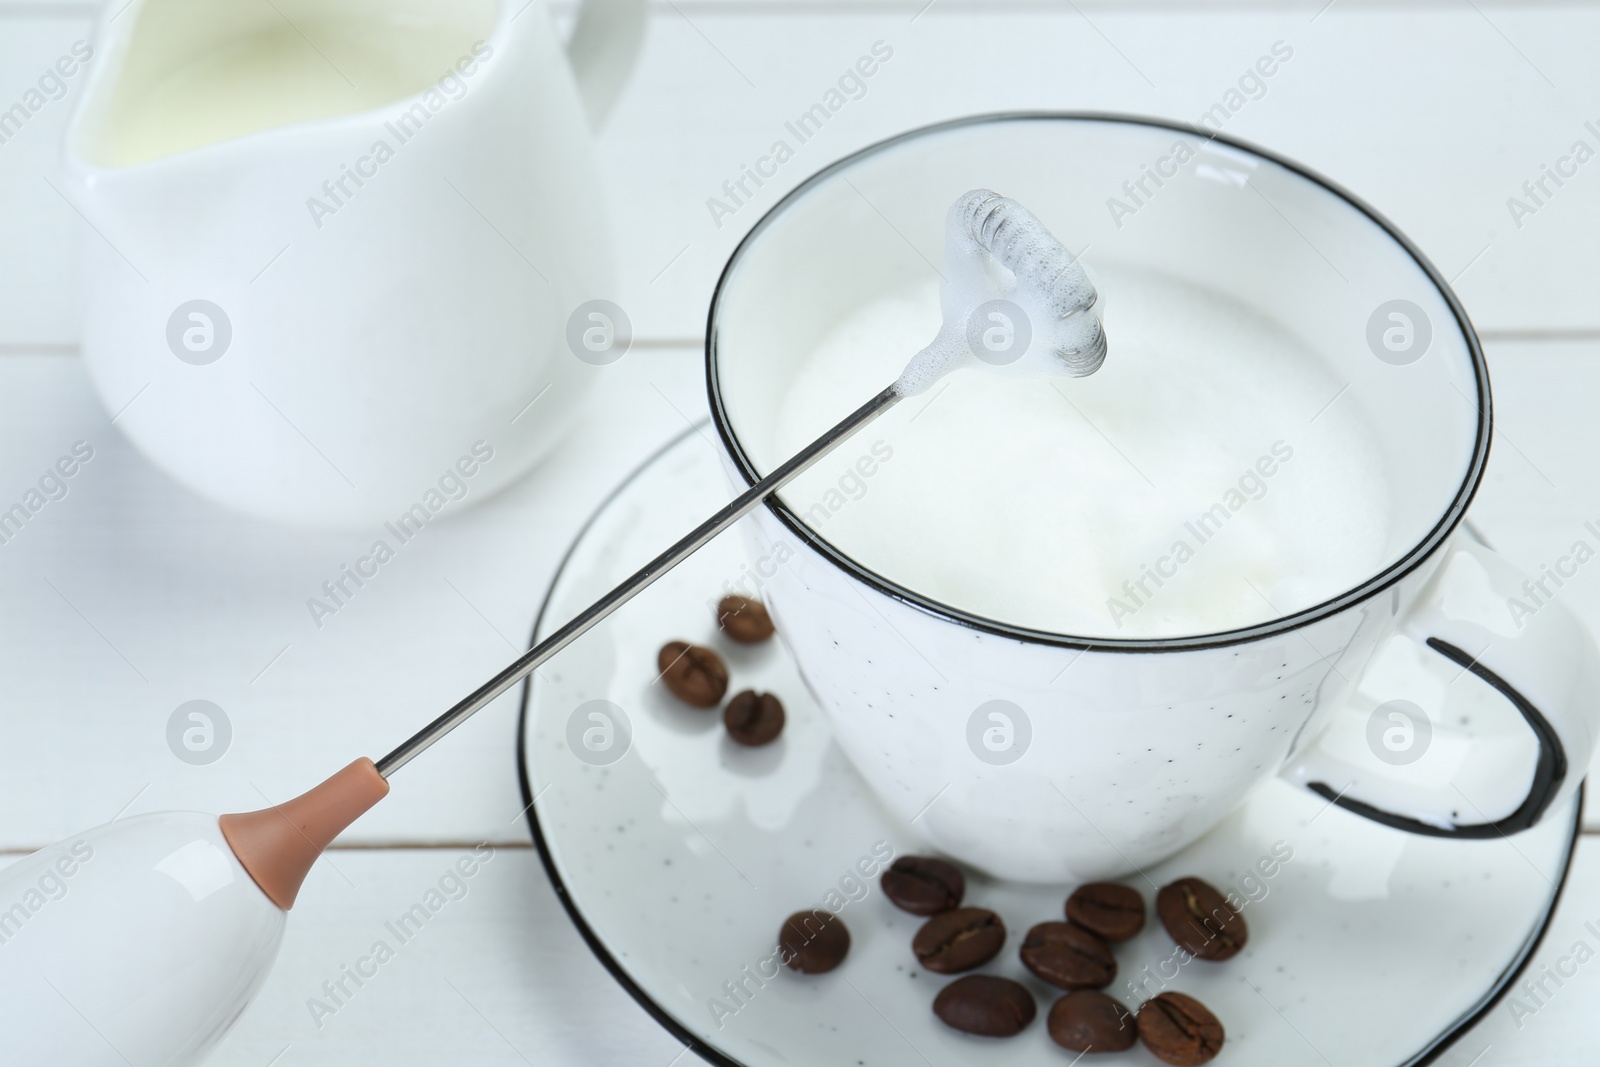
[1282,534,1599,836]
[565,0,647,128]
[0,813,286,1065]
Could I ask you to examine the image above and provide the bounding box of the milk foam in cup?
[777,201,1391,640]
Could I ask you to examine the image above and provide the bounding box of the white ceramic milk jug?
[63,0,644,526]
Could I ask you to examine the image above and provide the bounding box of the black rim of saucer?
[516,421,1582,1067]
[704,111,1494,653]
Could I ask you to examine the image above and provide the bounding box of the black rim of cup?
[704,110,1492,654]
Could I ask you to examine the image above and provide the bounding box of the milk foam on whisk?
[895,189,1107,396]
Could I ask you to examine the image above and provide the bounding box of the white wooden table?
[3,1,1599,1062]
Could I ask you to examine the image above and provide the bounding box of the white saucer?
[518,425,1580,1067]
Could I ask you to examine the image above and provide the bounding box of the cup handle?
[1281,535,1599,837]
[566,0,648,128]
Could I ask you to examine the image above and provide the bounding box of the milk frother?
[0,190,1103,1064]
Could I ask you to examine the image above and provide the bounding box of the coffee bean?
[777,909,849,974]
[1138,992,1224,1066]
[657,641,728,708]
[913,907,1005,973]
[1066,882,1145,942]
[1019,922,1116,990]
[1156,877,1247,961]
[724,690,785,746]
[881,855,965,916]
[932,975,1036,1037]
[717,595,775,643]
[1047,990,1137,1053]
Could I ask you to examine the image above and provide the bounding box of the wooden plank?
[0,14,94,349]
[597,4,1600,339]
[0,846,687,1066]
[1465,341,1600,830]
[1,839,1571,1066]
[2,4,1600,348]
[0,338,1595,846]
[0,345,709,848]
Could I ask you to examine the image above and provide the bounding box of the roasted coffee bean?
[913,907,1006,973]
[1047,990,1137,1053]
[777,909,850,974]
[717,595,775,643]
[881,856,965,916]
[657,641,729,708]
[1138,992,1225,1066]
[1066,882,1146,942]
[932,975,1036,1037]
[724,690,785,746]
[1019,922,1116,990]
[1156,877,1247,961]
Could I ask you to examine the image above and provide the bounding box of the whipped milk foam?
[774,266,1391,639]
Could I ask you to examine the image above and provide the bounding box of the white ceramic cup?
[63,0,644,526]
[707,114,1600,883]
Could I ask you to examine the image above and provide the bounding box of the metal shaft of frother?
[374,384,903,778]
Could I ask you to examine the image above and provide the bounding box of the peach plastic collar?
[219,758,390,909]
